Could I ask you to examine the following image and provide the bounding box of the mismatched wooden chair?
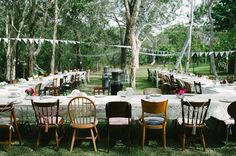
[140,99,168,149]
[178,99,211,151]
[0,103,22,150]
[194,81,202,94]
[183,81,192,93]
[68,97,99,152]
[44,78,60,96]
[93,86,110,95]
[31,99,65,150]
[35,83,42,96]
[106,101,132,152]
[224,101,236,141]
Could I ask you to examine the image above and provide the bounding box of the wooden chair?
[106,101,132,152]
[31,99,65,150]
[183,81,192,93]
[178,99,211,151]
[224,101,236,141]
[93,86,110,95]
[0,103,22,150]
[68,97,99,152]
[44,78,60,96]
[35,83,42,96]
[194,81,202,94]
[140,99,168,149]
[143,88,162,95]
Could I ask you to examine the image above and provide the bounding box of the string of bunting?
[0,37,235,57]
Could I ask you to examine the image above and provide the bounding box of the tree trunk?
[208,0,218,80]
[50,0,58,74]
[124,0,141,89]
[121,26,129,69]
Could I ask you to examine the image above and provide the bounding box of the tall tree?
[124,0,141,89]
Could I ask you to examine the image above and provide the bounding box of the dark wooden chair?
[0,103,22,150]
[194,81,202,94]
[178,99,211,151]
[31,99,65,150]
[106,101,132,152]
[140,99,168,149]
[224,101,236,141]
[183,81,192,93]
[44,78,60,96]
[68,97,99,152]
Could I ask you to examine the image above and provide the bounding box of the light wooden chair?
[31,99,65,150]
[140,99,168,149]
[0,103,22,150]
[178,99,211,151]
[68,97,99,152]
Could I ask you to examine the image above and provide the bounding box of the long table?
[1,93,235,122]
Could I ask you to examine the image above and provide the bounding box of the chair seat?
[223,118,235,125]
[109,117,131,125]
[144,116,164,125]
[71,118,98,129]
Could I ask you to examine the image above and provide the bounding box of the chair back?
[181,99,210,126]
[0,103,15,123]
[106,101,131,118]
[183,81,192,93]
[143,88,162,95]
[31,99,60,128]
[194,81,202,94]
[53,78,59,87]
[227,101,236,121]
[141,99,168,121]
[68,97,96,126]
[35,83,42,96]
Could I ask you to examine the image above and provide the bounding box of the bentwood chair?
[140,99,168,149]
[31,99,65,150]
[106,101,132,152]
[178,99,211,151]
[194,81,202,94]
[68,97,99,152]
[0,103,22,150]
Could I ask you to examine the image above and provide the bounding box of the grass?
[1,64,236,155]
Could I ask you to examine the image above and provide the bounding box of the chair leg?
[182,129,186,151]
[90,129,97,152]
[142,125,145,149]
[107,125,110,152]
[8,128,12,150]
[94,126,99,140]
[200,129,206,151]
[163,126,166,149]
[36,128,40,150]
[70,129,76,152]
[55,129,59,150]
[128,125,131,152]
[14,122,22,145]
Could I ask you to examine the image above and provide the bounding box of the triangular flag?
[22,38,27,43]
[0,38,2,42]
[3,38,9,43]
[76,41,80,44]
[214,52,219,57]
[55,40,58,44]
[199,52,204,57]
[208,52,213,55]
[49,40,54,44]
[16,38,22,41]
[28,38,34,44]
[220,52,225,56]
[34,39,39,44]
[39,39,44,44]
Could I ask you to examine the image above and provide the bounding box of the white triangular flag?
[208,52,213,55]
[199,52,204,57]
[22,38,27,43]
[39,39,44,44]
[16,38,21,41]
[28,38,34,44]
[55,40,58,44]
[49,40,54,44]
[34,39,39,44]
[3,38,8,43]
[220,52,225,56]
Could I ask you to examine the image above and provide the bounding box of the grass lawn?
[1,65,236,155]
